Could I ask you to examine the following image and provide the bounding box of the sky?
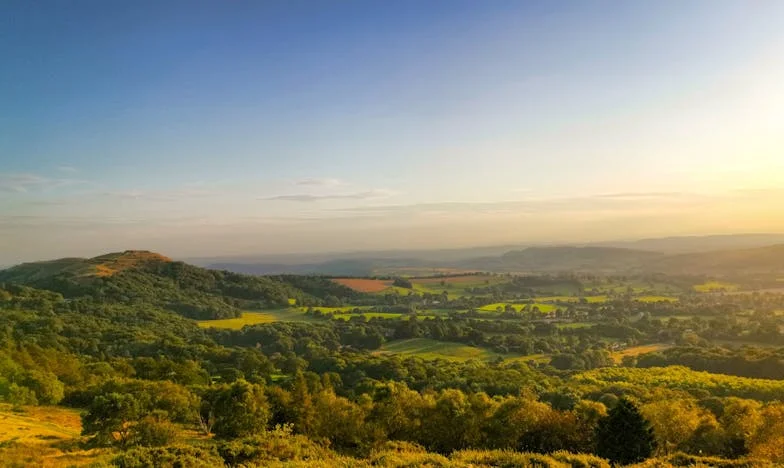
[2,1,784,264]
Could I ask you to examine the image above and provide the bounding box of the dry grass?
[0,404,82,443]
[332,278,393,293]
[90,250,171,277]
[611,343,672,364]
[0,404,114,467]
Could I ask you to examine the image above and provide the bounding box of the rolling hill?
[0,251,355,319]
[645,244,784,275]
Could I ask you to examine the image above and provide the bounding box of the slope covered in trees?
[0,251,368,319]
[2,253,784,467]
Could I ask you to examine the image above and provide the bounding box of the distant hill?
[195,234,784,276]
[457,246,662,272]
[209,257,435,276]
[0,251,348,319]
[597,233,784,254]
[0,250,172,282]
[645,244,784,275]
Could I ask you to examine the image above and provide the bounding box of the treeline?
[3,280,784,465]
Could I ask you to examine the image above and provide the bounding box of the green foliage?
[200,379,270,439]
[82,392,143,447]
[575,366,784,402]
[113,444,224,468]
[595,398,656,465]
[131,411,179,447]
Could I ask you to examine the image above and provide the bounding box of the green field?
[556,322,595,329]
[694,281,740,292]
[478,302,559,313]
[379,338,530,362]
[635,295,678,303]
[332,312,403,320]
[406,274,509,299]
[197,309,317,329]
[535,295,581,303]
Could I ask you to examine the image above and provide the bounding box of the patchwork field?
[635,295,678,303]
[197,309,319,329]
[694,281,740,292]
[378,338,508,361]
[477,302,559,313]
[611,343,672,363]
[332,278,392,292]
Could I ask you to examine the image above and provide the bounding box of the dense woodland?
[2,252,784,467]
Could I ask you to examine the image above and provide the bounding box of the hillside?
[457,246,662,272]
[646,244,784,276]
[0,251,351,319]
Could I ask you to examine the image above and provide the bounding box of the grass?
[611,343,671,363]
[197,311,278,329]
[477,302,559,313]
[556,322,595,329]
[332,278,392,293]
[0,404,82,443]
[332,312,404,321]
[378,338,535,362]
[635,295,678,303]
[197,309,320,329]
[535,295,581,303]
[694,281,740,292]
[0,404,113,467]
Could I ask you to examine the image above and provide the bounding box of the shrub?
[113,445,223,468]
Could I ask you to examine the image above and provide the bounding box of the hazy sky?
[2,1,784,264]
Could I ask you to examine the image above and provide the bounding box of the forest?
[1,251,784,467]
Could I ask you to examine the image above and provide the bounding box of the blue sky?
[2,1,784,263]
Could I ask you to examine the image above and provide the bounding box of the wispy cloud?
[0,173,48,193]
[264,189,395,202]
[56,166,78,174]
[0,172,85,193]
[295,177,343,187]
[593,191,685,199]
[101,188,216,202]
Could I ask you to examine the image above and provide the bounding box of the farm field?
[583,295,608,303]
[332,278,392,292]
[332,312,403,320]
[478,302,559,313]
[378,338,537,362]
[694,281,740,292]
[583,280,681,295]
[635,295,678,303]
[378,338,496,361]
[611,343,672,364]
[535,295,581,303]
[556,322,595,329]
[197,309,318,329]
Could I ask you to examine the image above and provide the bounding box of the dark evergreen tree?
[595,397,656,465]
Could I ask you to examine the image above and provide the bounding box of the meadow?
[197,309,316,329]
[693,280,740,292]
[377,337,544,362]
[611,343,672,364]
[478,302,559,313]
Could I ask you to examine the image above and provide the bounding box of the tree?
[595,397,656,465]
[82,392,142,447]
[200,380,269,439]
[131,411,178,447]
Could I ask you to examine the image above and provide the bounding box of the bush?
[131,412,178,447]
[216,425,334,465]
[113,445,223,468]
[550,450,611,468]
[451,449,571,468]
